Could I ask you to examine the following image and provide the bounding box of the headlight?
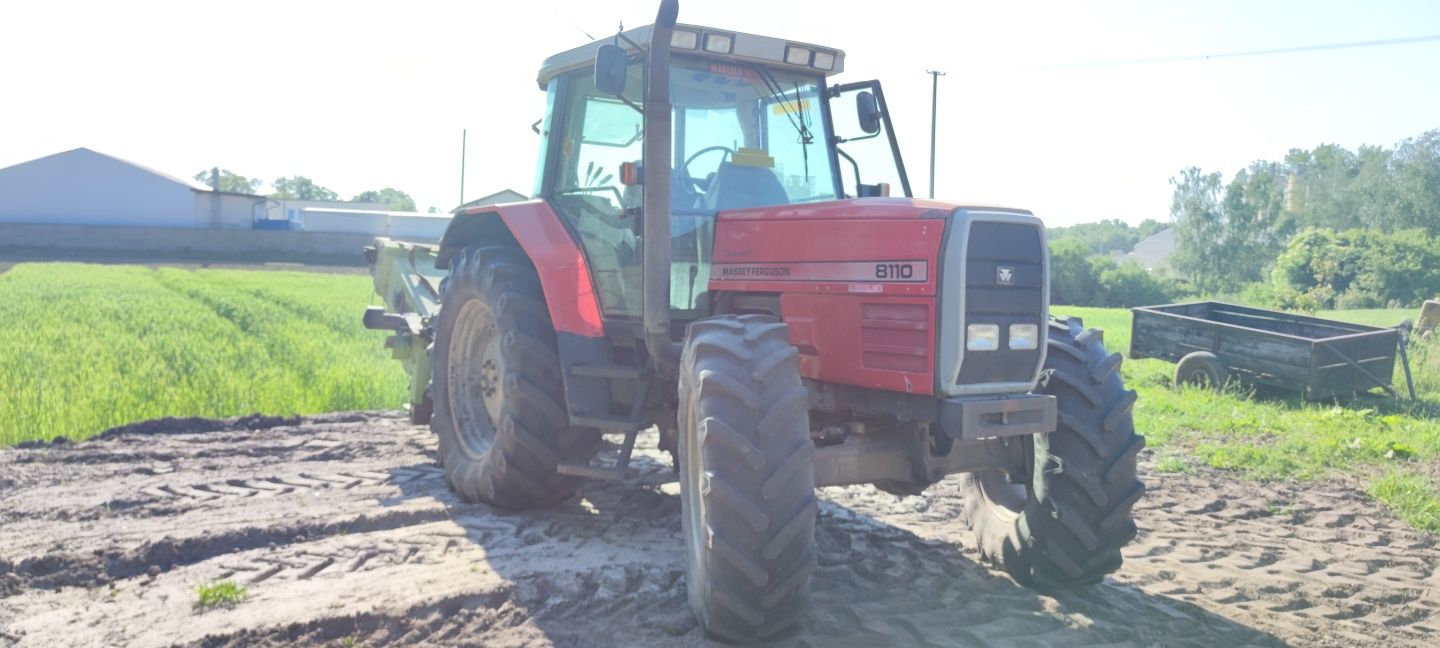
[966,324,1000,351]
[1009,324,1039,350]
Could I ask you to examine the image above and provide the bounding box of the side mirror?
[856,91,881,135]
[594,44,629,95]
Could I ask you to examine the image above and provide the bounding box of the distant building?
[0,148,266,229]
[265,199,389,224]
[1123,227,1176,272]
[453,189,528,213]
[300,207,452,243]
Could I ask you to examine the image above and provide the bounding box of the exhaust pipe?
[642,0,682,376]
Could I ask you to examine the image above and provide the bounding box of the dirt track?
[1,412,1436,647]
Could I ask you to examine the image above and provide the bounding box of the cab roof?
[536,23,846,89]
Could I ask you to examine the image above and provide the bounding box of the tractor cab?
[533,23,909,323]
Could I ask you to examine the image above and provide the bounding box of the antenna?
[567,19,597,41]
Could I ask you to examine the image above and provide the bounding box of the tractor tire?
[430,245,597,510]
[1174,351,1228,390]
[962,317,1144,588]
[677,315,817,642]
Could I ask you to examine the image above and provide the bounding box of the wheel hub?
[448,299,504,457]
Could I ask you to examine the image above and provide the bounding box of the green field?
[2,263,1435,532]
[0,263,407,446]
[1054,305,1440,532]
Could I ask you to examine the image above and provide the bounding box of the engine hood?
[715,197,1034,221]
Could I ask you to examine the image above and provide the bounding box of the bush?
[1049,241,1180,307]
[1093,257,1179,307]
[1272,227,1440,309]
[1237,282,1282,309]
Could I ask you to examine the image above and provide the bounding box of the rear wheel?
[962,317,1144,587]
[430,245,597,509]
[1175,351,1227,390]
[678,315,816,641]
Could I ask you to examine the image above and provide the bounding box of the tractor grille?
[956,221,1046,386]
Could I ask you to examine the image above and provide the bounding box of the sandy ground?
[1,412,1436,648]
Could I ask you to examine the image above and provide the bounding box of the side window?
[532,79,558,198]
[550,66,646,317]
[830,84,909,198]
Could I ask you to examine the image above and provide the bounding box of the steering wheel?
[678,145,735,191]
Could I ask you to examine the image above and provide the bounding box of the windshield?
[670,56,838,208]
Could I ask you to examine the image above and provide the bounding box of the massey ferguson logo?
[996,266,1015,287]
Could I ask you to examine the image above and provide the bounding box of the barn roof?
[0,147,263,198]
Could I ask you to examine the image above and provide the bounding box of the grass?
[1054,304,1440,533]
[0,263,407,446]
[3,261,1435,532]
[1368,470,1440,532]
[195,580,248,610]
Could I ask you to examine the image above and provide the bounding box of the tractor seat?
[702,162,789,211]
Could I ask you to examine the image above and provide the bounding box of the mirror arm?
[835,146,862,196]
[616,94,643,115]
[840,130,880,144]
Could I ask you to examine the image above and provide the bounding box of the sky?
[2,0,1437,226]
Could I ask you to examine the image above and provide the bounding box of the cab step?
[568,414,645,430]
[568,363,646,380]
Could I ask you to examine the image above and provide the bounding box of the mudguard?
[440,201,604,338]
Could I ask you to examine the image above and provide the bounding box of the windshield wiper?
[751,65,814,175]
[753,66,812,145]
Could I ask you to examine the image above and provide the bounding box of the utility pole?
[926,70,946,199]
[459,129,468,206]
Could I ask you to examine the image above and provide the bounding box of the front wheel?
[677,315,817,642]
[962,317,1145,587]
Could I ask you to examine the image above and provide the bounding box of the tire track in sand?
[1,413,1435,647]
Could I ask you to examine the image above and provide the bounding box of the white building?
[1123,227,1176,272]
[265,199,389,223]
[300,207,452,242]
[453,189,528,213]
[0,148,265,229]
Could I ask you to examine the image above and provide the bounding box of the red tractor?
[364,1,1142,640]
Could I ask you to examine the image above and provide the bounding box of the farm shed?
[0,148,265,229]
[300,207,451,242]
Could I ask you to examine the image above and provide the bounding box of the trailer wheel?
[677,315,816,642]
[430,245,597,509]
[1174,351,1228,390]
[962,317,1144,588]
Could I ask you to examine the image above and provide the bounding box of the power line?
[1032,33,1440,70]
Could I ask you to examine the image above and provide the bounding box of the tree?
[193,169,262,194]
[1048,239,1100,306]
[350,188,416,211]
[1136,218,1167,240]
[1389,131,1440,234]
[270,176,338,201]
[1168,167,1226,291]
[1047,218,1167,255]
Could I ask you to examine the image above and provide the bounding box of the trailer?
[1130,301,1415,400]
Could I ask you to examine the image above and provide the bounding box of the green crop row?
[0,264,407,445]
